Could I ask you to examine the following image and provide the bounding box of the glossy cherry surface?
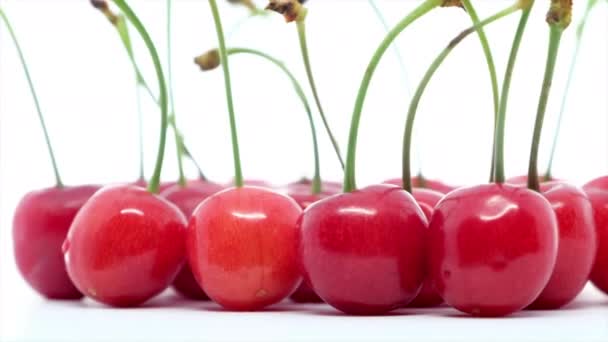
[286,180,342,303]
[64,185,187,307]
[384,177,456,194]
[161,180,225,300]
[408,188,445,308]
[298,185,427,315]
[584,176,608,295]
[13,185,100,299]
[429,183,558,316]
[188,186,302,311]
[528,182,597,309]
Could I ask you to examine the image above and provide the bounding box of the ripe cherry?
[161,180,224,300]
[13,185,100,299]
[584,176,608,295]
[188,186,302,310]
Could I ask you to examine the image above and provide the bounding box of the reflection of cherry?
[161,180,224,300]
[528,182,597,309]
[13,185,100,299]
[584,177,608,295]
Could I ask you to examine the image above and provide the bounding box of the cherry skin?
[528,182,597,309]
[298,185,427,315]
[188,186,302,311]
[408,188,445,308]
[384,177,456,194]
[285,179,342,303]
[161,180,224,300]
[64,185,187,307]
[429,183,558,317]
[13,185,100,299]
[584,176,608,295]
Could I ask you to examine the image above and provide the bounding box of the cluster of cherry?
[4,0,607,317]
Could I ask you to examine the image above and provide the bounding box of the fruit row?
[3,0,607,318]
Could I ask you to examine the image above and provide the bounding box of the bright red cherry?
[528,182,597,309]
[188,186,302,311]
[584,176,608,295]
[13,185,100,299]
[384,177,456,194]
[408,188,445,308]
[298,185,427,315]
[286,179,342,303]
[429,184,558,316]
[161,180,224,300]
[64,185,187,307]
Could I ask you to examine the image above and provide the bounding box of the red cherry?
[285,180,342,303]
[408,188,445,308]
[160,180,224,300]
[132,179,178,192]
[13,185,100,299]
[528,182,597,309]
[188,186,302,311]
[383,177,456,194]
[429,184,558,316]
[584,176,608,295]
[506,175,561,186]
[64,185,187,307]
[298,185,427,315]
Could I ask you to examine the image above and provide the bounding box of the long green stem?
[493,2,534,184]
[403,5,520,193]
[209,0,243,187]
[226,47,322,194]
[545,0,599,179]
[461,0,501,182]
[0,7,63,187]
[343,0,442,193]
[527,26,564,191]
[112,0,168,194]
[135,84,145,181]
[296,19,345,170]
[167,0,186,186]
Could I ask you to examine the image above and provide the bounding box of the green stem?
[0,7,63,187]
[167,0,186,187]
[461,0,501,182]
[343,0,442,193]
[226,47,322,194]
[493,2,534,184]
[182,145,207,181]
[209,0,244,187]
[135,84,145,181]
[402,5,519,193]
[545,0,598,180]
[296,19,345,170]
[112,0,168,194]
[527,26,563,191]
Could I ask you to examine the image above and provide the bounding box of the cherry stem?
[0,7,64,188]
[135,85,145,181]
[296,18,345,170]
[402,4,520,193]
[545,0,599,180]
[209,0,244,187]
[461,0,500,183]
[112,0,168,194]
[226,47,322,194]
[528,26,565,191]
[343,0,442,193]
[167,0,186,187]
[493,1,534,184]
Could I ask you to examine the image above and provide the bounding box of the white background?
[1,0,607,341]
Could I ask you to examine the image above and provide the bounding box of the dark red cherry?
[64,185,187,307]
[584,176,608,295]
[528,182,597,309]
[429,183,558,317]
[383,177,456,194]
[161,180,224,300]
[188,186,302,311]
[13,185,100,299]
[298,185,427,315]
